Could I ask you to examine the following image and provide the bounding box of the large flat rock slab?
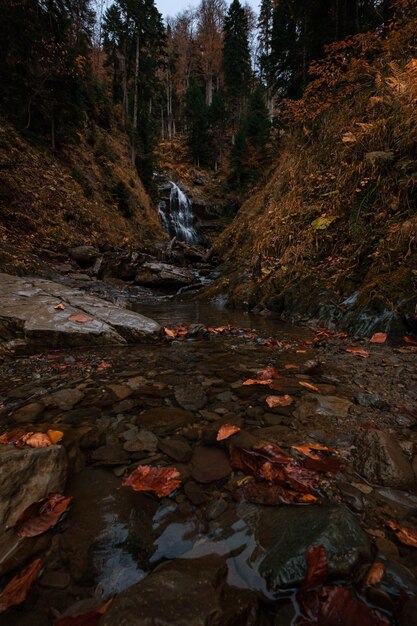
[0,273,161,352]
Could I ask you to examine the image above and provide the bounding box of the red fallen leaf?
[314,586,390,625]
[122,465,181,497]
[54,598,113,626]
[386,519,417,548]
[263,339,282,347]
[370,332,387,344]
[258,366,281,380]
[0,557,43,613]
[292,444,343,474]
[362,562,385,586]
[299,381,320,393]
[233,478,319,506]
[14,493,72,537]
[243,378,273,386]
[302,545,328,591]
[0,428,27,445]
[96,361,112,372]
[346,347,369,358]
[404,335,417,345]
[47,430,64,444]
[266,394,293,408]
[54,303,65,310]
[68,314,93,324]
[217,424,241,441]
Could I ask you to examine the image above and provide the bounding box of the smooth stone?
[184,481,207,506]
[175,384,207,411]
[206,498,228,521]
[43,388,85,411]
[91,444,129,464]
[158,438,192,462]
[101,555,259,626]
[108,384,133,401]
[354,430,415,488]
[293,395,352,420]
[13,401,44,423]
[123,430,158,453]
[355,392,387,409]
[137,408,195,433]
[191,446,232,483]
[40,571,71,589]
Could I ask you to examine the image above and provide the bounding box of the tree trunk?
[131,30,140,164]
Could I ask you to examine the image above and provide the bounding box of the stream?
[1,276,417,625]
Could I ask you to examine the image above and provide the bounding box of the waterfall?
[158,182,198,245]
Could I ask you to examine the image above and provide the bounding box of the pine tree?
[222,0,251,130]
[185,79,213,167]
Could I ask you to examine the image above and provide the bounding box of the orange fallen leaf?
[234,478,319,506]
[404,336,417,346]
[263,339,282,347]
[0,558,43,613]
[386,520,417,548]
[362,562,385,586]
[54,303,65,310]
[122,465,181,497]
[266,394,293,408]
[299,381,320,392]
[217,424,241,441]
[243,378,273,386]
[47,430,64,444]
[14,493,72,537]
[370,333,387,344]
[284,364,297,370]
[22,432,53,448]
[292,443,342,473]
[346,347,369,358]
[258,366,281,380]
[164,325,190,339]
[68,314,93,324]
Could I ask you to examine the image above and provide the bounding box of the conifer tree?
[185,79,212,167]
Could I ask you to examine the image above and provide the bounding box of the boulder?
[0,273,161,353]
[175,383,207,411]
[101,555,259,626]
[137,408,195,434]
[135,262,195,288]
[191,446,232,483]
[354,430,415,488]
[69,245,100,267]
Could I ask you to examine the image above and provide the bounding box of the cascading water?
[158,182,198,245]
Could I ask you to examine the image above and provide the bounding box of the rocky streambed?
[0,266,417,625]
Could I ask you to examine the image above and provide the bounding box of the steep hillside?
[0,118,165,273]
[215,1,417,337]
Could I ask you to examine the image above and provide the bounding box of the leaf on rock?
[96,361,112,372]
[164,325,190,339]
[0,428,27,445]
[386,520,417,548]
[22,432,53,448]
[68,314,93,324]
[316,586,390,625]
[346,347,369,358]
[292,443,343,474]
[47,430,64,445]
[0,558,43,613]
[370,333,387,344]
[362,562,385,586]
[217,424,241,441]
[302,545,328,591]
[258,366,281,380]
[14,493,72,538]
[54,303,65,310]
[404,336,417,345]
[266,394,293,408]
[122,465,181,497]
[233,478,319,506]
[263,338,282,347]
[299,381,320,392]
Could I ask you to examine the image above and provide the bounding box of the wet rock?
[355,392,387,409]
[400,597,417,626]
[40,571,71,589]
[101,555,259,626]
[175,383,207,411]
[69,245,100,267]
[191,446,232,483]
[293,395,352,420]
[0,273,161,351]
[44,388,85,411]
[123,430,158,453]
[108,384,133,401]
[0,445,67,575]
[206,498,228,520]
[91,444,129,465]
[135,262,195,288]
[337,481,364,513]
[158,438,192,462]
[184,480,207,505]
[138,408,195,434]
[13,401,44,423]
[354,430,415,488]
